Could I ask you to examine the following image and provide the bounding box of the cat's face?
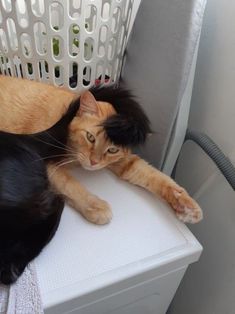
[69,91,129,170]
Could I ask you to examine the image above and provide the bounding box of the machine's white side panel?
[162,36,200,175]
[46,267,187,314]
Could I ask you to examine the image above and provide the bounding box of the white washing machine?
[35,168,202,314]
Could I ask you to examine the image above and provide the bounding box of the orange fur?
[0,75,202,224]
[0,75,75,132]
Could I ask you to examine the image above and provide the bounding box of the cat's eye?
[107,147,119,154]
[86,131,95,143]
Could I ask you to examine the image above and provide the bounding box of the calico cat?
[0,75,203,225]
[0,100,80,285]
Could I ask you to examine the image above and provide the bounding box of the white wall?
[168,0,235,313]
[175,0,235,195]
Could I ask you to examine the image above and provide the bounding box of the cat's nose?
[90,159,99,166]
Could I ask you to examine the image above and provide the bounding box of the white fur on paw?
[83,197,112,225]
[176,206,203,224]
[85,206,113,225]
[169,188,203,223]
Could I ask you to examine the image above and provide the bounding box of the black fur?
[18,98,80,159]
[0,99,80,285]
[90,85,151,146]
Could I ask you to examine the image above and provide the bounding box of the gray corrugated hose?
[184,130,235,190]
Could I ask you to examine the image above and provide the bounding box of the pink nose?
[90,159,98,166]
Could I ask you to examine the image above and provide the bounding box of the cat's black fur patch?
[90,86,151,146]
[20,98,81,159]
[0,99,80,285]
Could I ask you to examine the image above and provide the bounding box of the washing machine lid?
[35,168,202,309]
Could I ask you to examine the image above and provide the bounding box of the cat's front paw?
[82,196,112,225]
[162,186,203,223]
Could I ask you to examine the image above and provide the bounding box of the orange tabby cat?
[0,75,202,224]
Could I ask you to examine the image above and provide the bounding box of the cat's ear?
[79,91,98,116]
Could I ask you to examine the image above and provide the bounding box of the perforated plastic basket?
[0,0,136,92]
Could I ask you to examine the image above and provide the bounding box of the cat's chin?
[81,164,104,171]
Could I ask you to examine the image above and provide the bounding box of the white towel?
[0,263,43,314]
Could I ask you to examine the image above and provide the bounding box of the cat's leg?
[109,154,202,223]
[47,164,112,224]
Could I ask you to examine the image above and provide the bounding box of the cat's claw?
[82,196,112,225]
[162,186,203,224]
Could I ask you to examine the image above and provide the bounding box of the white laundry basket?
[0,0,137,92]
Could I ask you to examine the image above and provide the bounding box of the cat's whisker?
[77,152,87,162]
[77,153,89,163]
[44,131,74,153]
[52,157,73,167]
[32,153,76,163]
[49,159,77,178]
[32,136,73,154]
